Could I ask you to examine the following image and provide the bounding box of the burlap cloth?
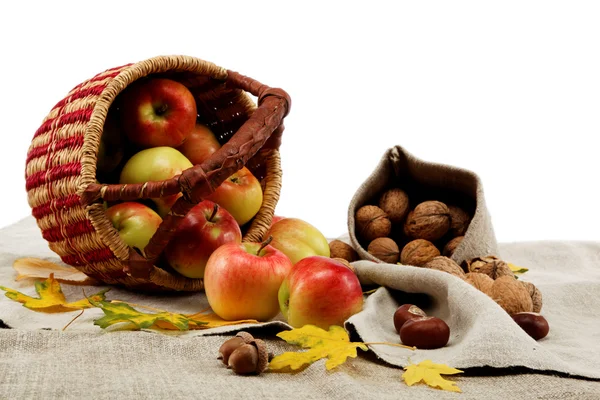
[1,218,600,399]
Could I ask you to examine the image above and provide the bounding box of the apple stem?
[209,203,219,222]
[257,236,273,255]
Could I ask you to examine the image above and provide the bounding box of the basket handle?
[84,72,290,279]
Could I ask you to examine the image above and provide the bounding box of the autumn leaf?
[13,257,99,285]
[91,300,259,331]
[269,325,368,371]
[402,360,463,392]
[508,263,529,276]
[0,273,107,313]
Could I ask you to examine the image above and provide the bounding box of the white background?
[1,1,599,242]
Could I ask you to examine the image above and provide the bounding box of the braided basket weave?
[25,55,291,292]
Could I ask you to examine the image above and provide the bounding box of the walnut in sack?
[447,205,471,237]
[490,275,534,315]
[443,236,464,257]
[355,205,392,243]
[378,188,410,224]
[403,201,451,242]
[329,240,359,263]
[368,237,400,264]
[424,256,465,279]
[464,272,494,296]
[400,239,440,267]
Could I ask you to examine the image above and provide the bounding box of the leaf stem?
[363,342,416,351]
[110,300,168,314]
[62,309,85,331]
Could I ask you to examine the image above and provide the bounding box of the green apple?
[104,202,163,255]
[119,147,193,217]
[266,218,330,265]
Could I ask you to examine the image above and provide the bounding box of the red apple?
[267,218,330,265]
[177,123,221,165]
[119,78,197,148]
[205,167,263,226]
[278,256,364,329]
[119,146,193,217]
[204,239,294,321]
[164,201,241,279]
[104,202,163,255]
[269,215,285,229]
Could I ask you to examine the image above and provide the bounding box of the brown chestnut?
[511,312,549,340]
[399,316,450,349]
[393,304,427,333]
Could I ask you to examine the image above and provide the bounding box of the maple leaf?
[91,301,259,331]
[402,360,463,392]
[508,263,529,277]
[269,325,368,371]
[12,257,99,285]
[0,273,107,313]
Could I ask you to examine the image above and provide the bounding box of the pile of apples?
[98,76,364,329]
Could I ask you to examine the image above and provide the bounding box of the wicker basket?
[25,55,291,292]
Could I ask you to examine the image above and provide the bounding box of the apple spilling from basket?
[98,77,364,330]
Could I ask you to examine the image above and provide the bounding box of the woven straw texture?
[25,55,290,292]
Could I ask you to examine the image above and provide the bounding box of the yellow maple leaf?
[508,263,529,276]
[0,273,107,313]
[13,257,99,285]
[402,360,463,392]
[269,325,368,371]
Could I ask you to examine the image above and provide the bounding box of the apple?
[177,123,221,165]
[104,201,163,255]
[204,239,294,321]
[164,200,241,279]
[266,218,330,265]
[119,146,193,217]
[278,256,364,329]
[269,215,285,228]
[119,78,197,148]
[205,167,263,226]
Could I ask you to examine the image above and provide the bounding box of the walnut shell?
[400,239,440,267]
[462,255,513,279]
[443,236,464,257]
[490,275,534,314]
[521,281,543,313]
[464,272,494,296]
[403,201,451,242]
[332,257,357,274]
[424,256,465,279]
[329,240,359,263]
[448,205,471,237]
[378,188,410,224]
[355,205,392,243]
[368,237,400,264]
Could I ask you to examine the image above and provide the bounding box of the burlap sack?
[348,145,498,266]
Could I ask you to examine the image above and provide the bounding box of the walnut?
[355,205,392,243]
[329,240,359,263]
[332,258,357,274]
[368,237,400,264]
[403,201,451,242]
[464,272,494,296]
[462,255,513,279]
[424,256,465,279]
[448,205,471,237]
[490,275,534,314]
[520,281,543,313]
[443,236,464,257]
[400,239,440,267]
[378,188,410,224]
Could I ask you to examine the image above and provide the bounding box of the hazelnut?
[462,256,514,280]
[400,239,440,267]
[511,312,549,340]
[399,317,450,349]
[355,205,392,243]
[443,236,464,257]
[464,272,494,296]
[217,331,254,365]
[447,205,471,237]
[424,256,465,279]
[329,240,359,263]
[393,304,427,333]
[490,275,534,315]
[520,281,543,313]
[368,237,400,264]
[378,188,410,224]
[403,201,451,242]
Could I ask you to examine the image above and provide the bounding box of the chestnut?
[511,312,549,340]
[393,304,427,333]
[399,316,450,349]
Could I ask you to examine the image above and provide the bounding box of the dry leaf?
[91,300,259,331]
[0,274,107,313]
[402,360,463,392]
[269,325,368,371]
[13,257,99,285]
[508,263,529,276]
